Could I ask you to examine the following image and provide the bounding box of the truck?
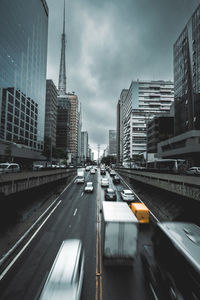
[141,222,200,299]
[76,169,85,183]
[102,201,138,265]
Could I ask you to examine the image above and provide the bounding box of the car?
[100,169,106,175]
[101,178,109,187]
[85,166,90,171]
[121,189,135,202]
[104,188,116,201]
[84,182,93,192]
[113,175,120,184]
[110,170,116,177]
[90,168,95,174]
[39,239,84,300]
[186,167,200,175]
[0,163,20,173]
[33,164,44,171]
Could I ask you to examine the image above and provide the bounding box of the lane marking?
[0,175,76,269]
[73,208,77,216]
[81,192,84,197]
[0,201,61,281]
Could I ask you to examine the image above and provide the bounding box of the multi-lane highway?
[0,168,154,300]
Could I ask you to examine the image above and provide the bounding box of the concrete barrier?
[116,169,200,202]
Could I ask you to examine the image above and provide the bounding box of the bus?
[146,159,187,174]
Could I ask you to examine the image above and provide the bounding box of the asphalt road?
[0,169,153,300]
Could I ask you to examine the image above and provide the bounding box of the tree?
[101,155,116,165]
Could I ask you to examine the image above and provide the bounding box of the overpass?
[116,168,200,202]
[0,169,76,197]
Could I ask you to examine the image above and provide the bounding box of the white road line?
[73,208,77,216]
[81,192,84,197]
[0,200,61,281]
[0,175,76,268]
[117,173,159,223]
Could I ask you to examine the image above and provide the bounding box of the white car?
[121,189,135,202]
[101,178,109,187]
[0,163,20,173]
[90,169,95,174]
[186,167,200,175]
[84,182,94,192]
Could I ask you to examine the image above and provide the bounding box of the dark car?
[100,168,106,175]
[104,188,116,201]
[113,175,120,184]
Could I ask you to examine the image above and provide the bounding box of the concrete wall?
[116,169,200,202]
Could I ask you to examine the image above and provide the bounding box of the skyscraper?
[45,80,58,148]
[109,130,117,156]
[0,0,48,160]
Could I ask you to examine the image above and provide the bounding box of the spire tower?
[58,0,67,95]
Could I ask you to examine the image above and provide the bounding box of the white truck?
[102,201,138,265]
[76,169,85,183]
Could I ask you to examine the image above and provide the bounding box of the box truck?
[76,169,85,183]
[102,201,138,265]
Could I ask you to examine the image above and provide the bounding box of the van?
[0,163,20,173]
[39,239,85,300]
[130,202,149,223]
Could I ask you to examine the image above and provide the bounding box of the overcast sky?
[46,0,199,158]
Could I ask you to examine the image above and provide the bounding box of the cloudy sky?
[46,0,199,157]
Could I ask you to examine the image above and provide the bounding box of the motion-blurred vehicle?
[0,163,20,173]
[104,188,116,201]
[90,168,95,174]
[141,222,200,300]
[39,239,85,300]
[101,178,109,187]
[113,175,120,184]
[130,202,149,223]
[121,189,135,203]
[100,168,106,175]
[84,182,93,192]
[186,167,200,175]
[102,201,138,265]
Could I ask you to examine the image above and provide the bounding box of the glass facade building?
[0,0,48,151]
[174,4,200,135]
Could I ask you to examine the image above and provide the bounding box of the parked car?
[101,178,109,187]
[186,167,200,175]
[104,188,116,201]
[84,182,93,192]
[121,189,135,202]
[39,239,85,300]
[0,163,20,174]
[113,175,120,184]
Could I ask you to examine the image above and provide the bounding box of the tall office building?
[119,80,174,161]
[68,92,79,162]
[81,131,88,163]
[56,95,70,151]
[157,4,200,165]
[77,103,82,163]
[45,80,58,147]
[109,130,117,156]
[0,0,48,160]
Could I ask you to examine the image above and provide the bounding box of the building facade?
[56,95,70,152]
[45,80,58,147]
[157,4,200,165]
[109,130,117,156]
[119,80,174,161]
[0,0,48,160]
[81,131,88,163]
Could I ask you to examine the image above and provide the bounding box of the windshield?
[0,165,8,169]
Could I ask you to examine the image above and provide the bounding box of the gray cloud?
[46,0,198,155]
